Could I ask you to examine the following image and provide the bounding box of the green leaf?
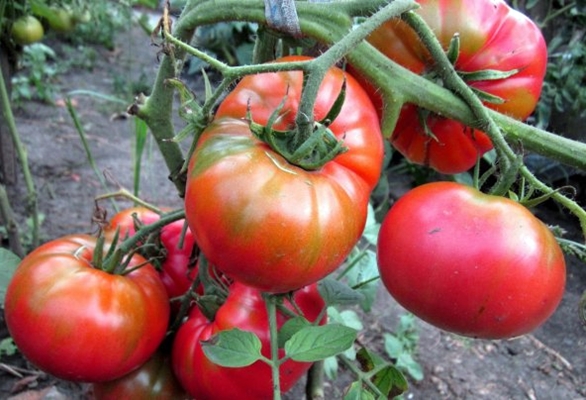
[318,278,365,307]
[397,353,424,381]
[328,307,364,331]
[0,249,20,307]
[372,365,409,398]
[324,355,339,380]
[383,333,404,359]
[285,324,357,362]
[361,203,380,246]
[278,316,311,348]
[343,381,376,400]
[345,249,379,312]
[201,329,263,367]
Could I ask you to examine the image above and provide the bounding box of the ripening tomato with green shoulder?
[172,282,326,399]
[364,0,547,174]
[376,182,566,339]
[4,235,170,382]
[185,56,384,293]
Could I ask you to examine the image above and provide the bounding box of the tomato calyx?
[442,32,521,106]
[247,83,348,171]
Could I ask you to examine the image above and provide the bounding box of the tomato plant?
[366,0,547,173]
[377,182,566,339]
[171,282,326,399]
[4,235,170,382]
[92,349,188,400]
[10,15,44,45]
[185,56,384,293]
[103,207,198,300]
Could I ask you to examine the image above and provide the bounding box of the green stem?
[338,354,385,397]
[0,59,39,249]
[0,182,24,257]
[264,293,283,400]
[400,10,586,238]
[306,361,325,400]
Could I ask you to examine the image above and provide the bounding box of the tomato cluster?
[3,0,569,397]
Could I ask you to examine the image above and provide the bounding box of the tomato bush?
[4,235,170,382]
[10,15,44,45]
[366,0,547,173]
[171,282,325,399]
[377,182,566,339]
[92,349,188,400]
[185,56,384,293]
[103,207,197,300]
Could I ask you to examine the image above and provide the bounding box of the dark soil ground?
[1,21,585,400]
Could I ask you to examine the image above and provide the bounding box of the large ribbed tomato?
[4,235,170,382]
[366,0,547,173]
[185,56,383,293]
[377,182,566,339]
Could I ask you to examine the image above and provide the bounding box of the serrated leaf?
[0,249,20,306]
[278,316,311,348]
[285,324,357,362]
[319,278,364,307]
[201,329,263,367]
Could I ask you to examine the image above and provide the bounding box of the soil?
[1,21,585,400]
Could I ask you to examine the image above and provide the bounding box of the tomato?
[4,235,170,382]
[104,207,198,300]
[376,182,566,339]
[46,8,75,33]
[185,56,384,293]
[171,282,325,399]
[366,0,547,173]
[10,15,44,45]
[92,349,188,400]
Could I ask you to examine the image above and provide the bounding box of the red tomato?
[377,182,566,339]
[366,0,547,173]
[4,235,170,382]
[185,56,384,293]
[171,282,325,399]
[92,349,188,400]
[104,207,197,300]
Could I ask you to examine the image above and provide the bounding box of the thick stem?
[305,361,325,400]
[264,293,283,400]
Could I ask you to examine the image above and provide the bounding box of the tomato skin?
[104,207,197,300]
[377,182,566,339]
[366,0,547,173]
[186,56,383,293]
[4,235,170,382]
[92,350,188,400]
[11,16,44,45]
[171,282,325,399]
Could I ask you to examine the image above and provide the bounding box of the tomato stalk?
[264,293,284,400]
[400,10,586,239]
[0,64,39,250]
